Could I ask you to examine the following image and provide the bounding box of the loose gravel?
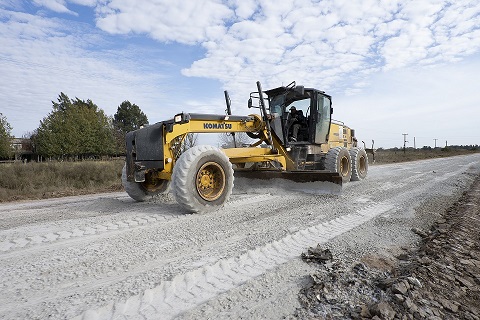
[295,174,480,320]
[0,154,479,319]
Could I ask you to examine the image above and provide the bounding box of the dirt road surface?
[1,154,479,319]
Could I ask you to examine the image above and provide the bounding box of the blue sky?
[1,0,479,148]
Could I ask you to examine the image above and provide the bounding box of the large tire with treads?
[172,145,234,213]
[122,164,169,202]
[325,147,352,183]
[349,147,368,181]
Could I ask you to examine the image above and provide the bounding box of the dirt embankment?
[296,175,480,319]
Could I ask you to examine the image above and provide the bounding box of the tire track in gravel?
[0,194,276,254]
[177,157,480,320]
[74,202,395,320]
[2,155,479,320]
[1,189,347,319]
[0,193,131,230]
[0,194,285,315]
[0,192,127,212]
[345,158,479,204]
[73,156,480,320]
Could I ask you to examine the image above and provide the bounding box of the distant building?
[11,138,33,161]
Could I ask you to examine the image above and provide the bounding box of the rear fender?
[125,122,165,182]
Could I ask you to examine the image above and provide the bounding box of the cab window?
[314,95,331,144]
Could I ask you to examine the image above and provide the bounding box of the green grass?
[0,160,124,202]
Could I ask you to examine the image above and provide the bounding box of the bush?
[0,160,124,202]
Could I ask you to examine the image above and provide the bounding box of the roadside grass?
[1,149,479,203]
[369,148,480,164]
[0,160,124,202]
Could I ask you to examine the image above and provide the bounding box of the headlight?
[174,114,183,123]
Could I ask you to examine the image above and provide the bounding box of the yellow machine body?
[123,81,372,212]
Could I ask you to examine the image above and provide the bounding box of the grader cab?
[123,81,372,213]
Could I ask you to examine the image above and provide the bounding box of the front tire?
[122,164,169,202]
[325,147,352,183]
[350,147,368,181]
[172,145,234,213]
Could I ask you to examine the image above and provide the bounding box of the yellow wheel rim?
[196,162,226,201]
[339,155,350,177]
[358,155,367,175]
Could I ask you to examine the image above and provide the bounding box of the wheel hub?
[196,162,226,201]
[358,155,367,174]
[340,156,350,176]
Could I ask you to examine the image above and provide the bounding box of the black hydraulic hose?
[224,90,237,148]
[256,81,276,153]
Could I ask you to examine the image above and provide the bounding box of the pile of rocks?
[382,179,480,320]
[296,176,480,319]
[295,250,403,319]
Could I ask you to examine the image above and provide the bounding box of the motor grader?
[122,81,371,213]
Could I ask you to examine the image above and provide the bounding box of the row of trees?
[0,93,149,160]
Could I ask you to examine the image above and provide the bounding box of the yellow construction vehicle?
[122,81,372,213]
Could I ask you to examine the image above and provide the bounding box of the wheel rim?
[358,155,367,175]
[196,162,226,201]
[339,155,350,177]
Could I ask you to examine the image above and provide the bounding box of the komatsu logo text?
[203,123,232,130]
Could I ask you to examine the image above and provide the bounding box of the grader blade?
[233,170,343,195]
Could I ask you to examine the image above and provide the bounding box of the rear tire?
[172,145,234,213]
[122,164,169,202]
[325,147,352,183]
[350,147,368,181]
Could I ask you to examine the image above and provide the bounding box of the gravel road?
[1,154,479,320]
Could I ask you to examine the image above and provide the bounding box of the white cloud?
[69,0,97,6]
[380,0,480,69]
[0,9,174,136]
[32,0,78,15]
[181,0,480,107]
[94,0,233,44]
[2,0,480,147]
[231,0,259,20]
[0,0,25,10]
[28,0,478,102]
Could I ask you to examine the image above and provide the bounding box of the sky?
[0,0,479,148]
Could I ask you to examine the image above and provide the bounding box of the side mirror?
[330,107,333,115]
[248,98,253,108]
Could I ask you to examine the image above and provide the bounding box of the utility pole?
[402,133,408,154]
[434,138,438,148]
[414,137,416,149]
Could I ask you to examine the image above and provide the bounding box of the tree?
[180,133,198,153]
[113,101,148,133]
[34,93,115,159]
[113,101,149,154]
[0,113,13,159]
[218,132,252,148]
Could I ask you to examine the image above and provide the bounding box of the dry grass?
[1,148,478,203]
[0,160,124,202]
[370,148,480,164]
